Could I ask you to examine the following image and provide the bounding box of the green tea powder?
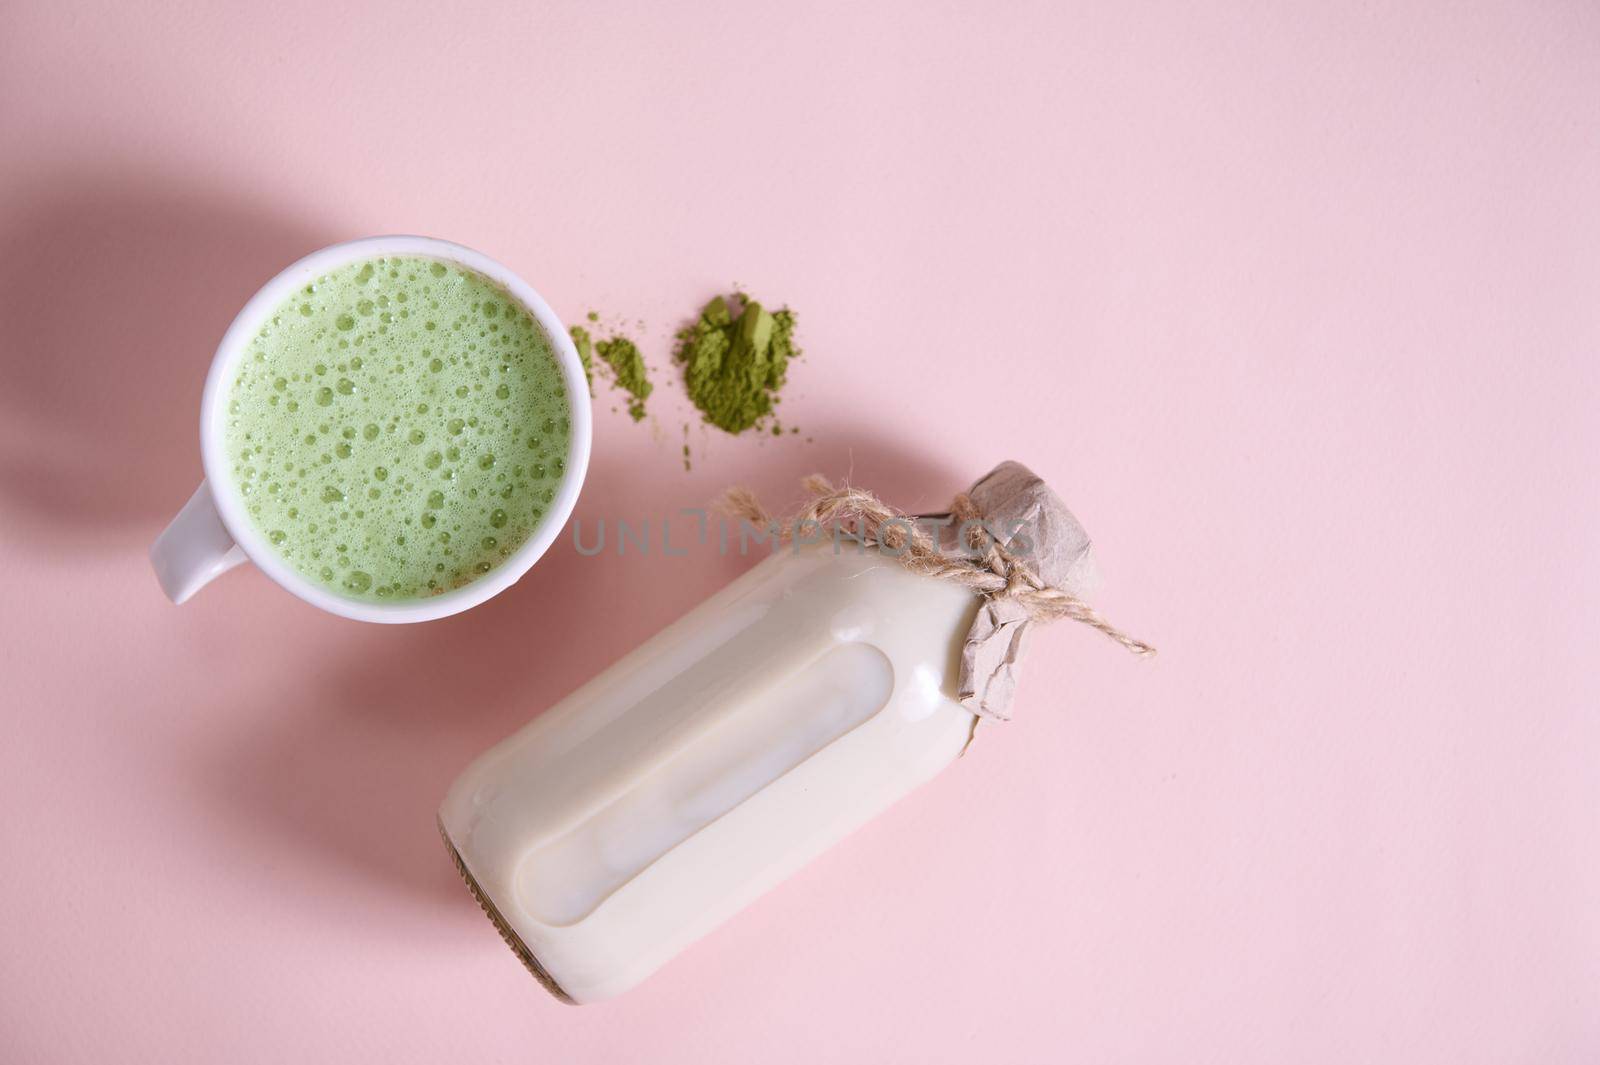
[567,325,596,393]
[595,336,652,421]
[676,294,799,434]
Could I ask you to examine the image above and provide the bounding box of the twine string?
[717,476,1155,658]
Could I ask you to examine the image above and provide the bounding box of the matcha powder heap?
[676,294,799,434]
[570,321,653,422]
[595,335,652,421]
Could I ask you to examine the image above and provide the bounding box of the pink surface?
[2,2,1597,1061]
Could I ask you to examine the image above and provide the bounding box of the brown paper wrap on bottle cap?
[952,461,1095,722]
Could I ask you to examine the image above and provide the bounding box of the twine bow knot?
[717,470,1154,722]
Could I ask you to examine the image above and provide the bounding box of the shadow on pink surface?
[201,424,964,907]
[0,174,338,549]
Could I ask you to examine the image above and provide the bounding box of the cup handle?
[150,481,248,604]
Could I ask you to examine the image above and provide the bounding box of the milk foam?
[224,255,571,601]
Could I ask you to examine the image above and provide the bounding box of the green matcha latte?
[223,256,571,602]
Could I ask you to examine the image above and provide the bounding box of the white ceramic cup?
[149,235,592,623]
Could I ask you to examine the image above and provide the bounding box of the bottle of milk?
[438,461,1118,1003]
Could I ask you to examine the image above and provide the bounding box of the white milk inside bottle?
[438,461,1107,1003]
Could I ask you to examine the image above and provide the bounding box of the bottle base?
[437,817,575,1004]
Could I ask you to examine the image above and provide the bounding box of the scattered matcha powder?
[675,294,800,434]
[595,335,652,422]
[567,325,595,393]
[568,293,800,449]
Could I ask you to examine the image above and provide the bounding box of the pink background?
[2,2,1597,1061]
